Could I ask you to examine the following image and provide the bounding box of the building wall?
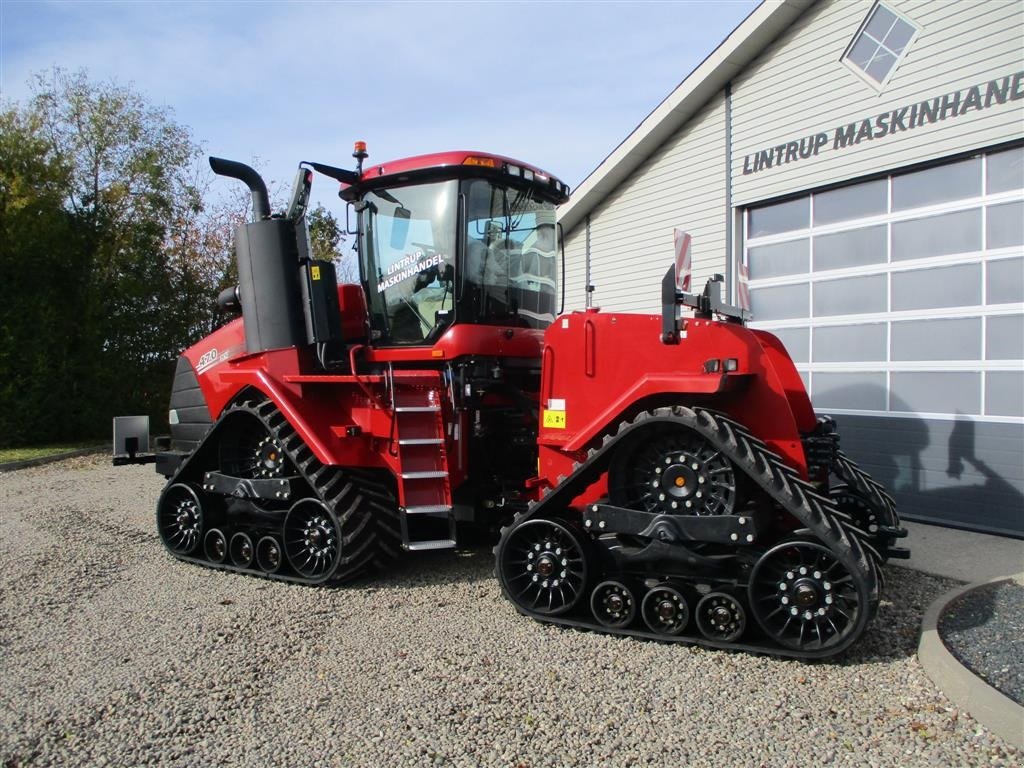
[556,0,1023,535]
[732,0,1023,204]
[562,94,728,313]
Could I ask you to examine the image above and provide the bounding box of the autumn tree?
[0,69,232,445]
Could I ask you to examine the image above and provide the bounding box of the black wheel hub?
[696,592,747,643]
[265,545,280,568]
[590,580,636,628]
[749,541,863,652]
[497,519,589,616]
[220,415,289,480]
[609,429,737,517]
[256,437,285,478]
[284,500,341,580]
[157,483,204,555]
[641,585,690,635]
[658,599,678,621]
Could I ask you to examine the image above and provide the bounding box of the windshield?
[360,178,558,346]
[463,179,558,329]
[361,180,457,344]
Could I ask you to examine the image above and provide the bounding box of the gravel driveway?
[1,456,1019,767]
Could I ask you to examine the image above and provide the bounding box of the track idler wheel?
[696,592,747,643]
[204,529,227,563]
[229,532,255,568]
[831,484,897,564]
[749,540,870,654]
[590,580,637,628]
[157,483,204,554]
[497,518,590,616]
[256,536,284,574]
[283,499,342,580]
[641,585,690,636]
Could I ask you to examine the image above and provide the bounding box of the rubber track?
[495,406,881,658]
[833,450,900,530]
[163,397,401,584]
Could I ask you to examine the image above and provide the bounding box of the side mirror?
[390,206,411,250]
[286,166,313,221]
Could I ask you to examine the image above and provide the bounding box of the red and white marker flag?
[673,228,692,292]
[737,261,751,313]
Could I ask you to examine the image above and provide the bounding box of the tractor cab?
[337,148,570,347]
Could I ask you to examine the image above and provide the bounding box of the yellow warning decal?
[311,265,321,281]
[543,410,566,429]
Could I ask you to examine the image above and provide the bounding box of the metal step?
[405,539,457,551]
[400,470,448,479]
[394,406,440,413]
[398,438,444,446]
[404,505,453,515]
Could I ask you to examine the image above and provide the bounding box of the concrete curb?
[0,447,107,474]
[918,573,1024,749]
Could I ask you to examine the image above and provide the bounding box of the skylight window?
[843,2,919,89]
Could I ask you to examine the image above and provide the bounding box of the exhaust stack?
[209,157,271,221]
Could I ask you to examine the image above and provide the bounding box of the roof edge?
[558,0,815,235]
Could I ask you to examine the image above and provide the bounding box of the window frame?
[840,1,920,92]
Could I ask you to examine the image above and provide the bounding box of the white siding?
[562,224,588,312]
[731,0,1024,205]
[561,94,728,313]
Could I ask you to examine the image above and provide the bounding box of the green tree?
[307,203,358,283]
[0,107,84,442]
[0,68,230,446]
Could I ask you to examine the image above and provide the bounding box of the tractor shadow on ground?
[345,542,497,592]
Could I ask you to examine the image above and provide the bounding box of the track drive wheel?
[497,518,590,616]
[219,413,290,479]
[608,425,737,516]
[748,539,870,654]
[157,483,204,554]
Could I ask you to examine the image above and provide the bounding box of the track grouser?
[116,143,908,659]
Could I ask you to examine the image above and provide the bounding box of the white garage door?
[743,145,1023,535]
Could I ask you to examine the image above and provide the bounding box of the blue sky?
[2,1,758,210]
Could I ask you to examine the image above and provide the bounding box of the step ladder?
[391,372,456,551]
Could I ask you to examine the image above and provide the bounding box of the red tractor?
[125,143,906,659]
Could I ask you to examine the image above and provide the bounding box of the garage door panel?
[987,257,1023,304]
[986,315,1024,360]
[890,372,981,414]
[891,318,982,361]
[813,274,886,316]
[891,263,982,311]
[814,323,886,362]
[891,208,982,261]
[812,372,887,410]
[986,372,1024,418]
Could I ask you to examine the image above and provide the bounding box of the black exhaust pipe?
[209,157,271,221]
[209,155,304,354]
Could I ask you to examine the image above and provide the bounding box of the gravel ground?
[1,455,1020,768]
[940,579,1024,705]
